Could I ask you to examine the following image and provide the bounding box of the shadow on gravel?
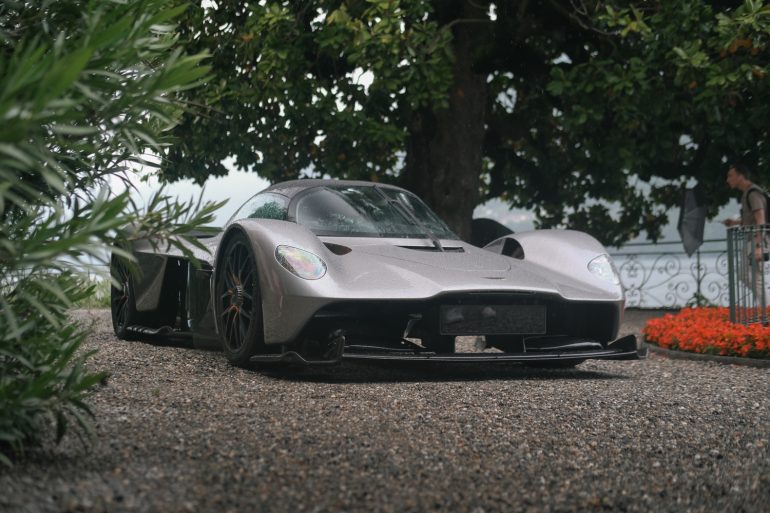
[255,360,630,384]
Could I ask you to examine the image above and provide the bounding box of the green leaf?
[50,125,99,136]
[37,47,94,106]
[88,16,133,50]
[547,81,564,96]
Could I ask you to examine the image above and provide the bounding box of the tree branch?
[444,18,494,31]
[544,0,619,36]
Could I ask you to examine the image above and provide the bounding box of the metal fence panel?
[608,239,730,309]
[608,233,770,322]
[726,226,768,325]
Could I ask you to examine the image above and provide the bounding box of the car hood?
[313,237,619,302]
[322,239,563,296]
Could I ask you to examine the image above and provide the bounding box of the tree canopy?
[165,0,770,245]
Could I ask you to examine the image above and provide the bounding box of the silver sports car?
[111,179,644,368]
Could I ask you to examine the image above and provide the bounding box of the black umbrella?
[677,187,707,257]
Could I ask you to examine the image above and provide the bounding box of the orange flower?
[643,307,770,359]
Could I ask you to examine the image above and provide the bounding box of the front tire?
[215,232,264,367]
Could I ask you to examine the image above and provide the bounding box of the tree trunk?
[403,24,487,242]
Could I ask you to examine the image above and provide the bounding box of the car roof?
[263,179,405,199]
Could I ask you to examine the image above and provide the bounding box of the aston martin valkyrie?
[110,179,644,367]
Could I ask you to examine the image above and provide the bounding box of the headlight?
[275,245,327,280]
[588,254,620,286]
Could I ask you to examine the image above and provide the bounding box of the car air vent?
[502,239,524,259]
[324,242,352,255]
[398,246,465,253]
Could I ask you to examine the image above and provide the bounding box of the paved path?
[1,310,769,513]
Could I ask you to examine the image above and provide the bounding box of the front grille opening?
[304,296,619,349]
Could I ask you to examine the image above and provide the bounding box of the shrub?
[75,278,111,309]
[0,0,222,464]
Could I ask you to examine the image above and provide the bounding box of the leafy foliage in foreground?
[75,279,111,309]
[0,0,221,464]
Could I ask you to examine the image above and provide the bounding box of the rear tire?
[110,255,138,341]
[215,231,264,367]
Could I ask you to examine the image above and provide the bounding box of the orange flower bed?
[644,307,770,359]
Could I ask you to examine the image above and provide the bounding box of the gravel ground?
[1,309,769,513]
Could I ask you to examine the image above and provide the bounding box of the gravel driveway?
[2,309,769,513]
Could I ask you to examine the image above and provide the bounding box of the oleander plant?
[0,0,222,465]
[644,307,770,359]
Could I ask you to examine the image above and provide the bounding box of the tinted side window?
[230,193,289,223]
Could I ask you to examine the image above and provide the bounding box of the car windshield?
[294,185,458,239]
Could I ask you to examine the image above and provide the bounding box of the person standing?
[723,163,767,257]
[723,163,768,311]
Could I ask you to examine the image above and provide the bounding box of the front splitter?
[342,348,644,363]
[341,334,646,362]
[250,335,645,365]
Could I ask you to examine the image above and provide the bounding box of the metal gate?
[727,225,768,325]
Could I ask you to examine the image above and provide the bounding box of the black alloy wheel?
[215,232,264,367]
[111,254,138,340]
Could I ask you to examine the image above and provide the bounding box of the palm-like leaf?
[0,0,221,464]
